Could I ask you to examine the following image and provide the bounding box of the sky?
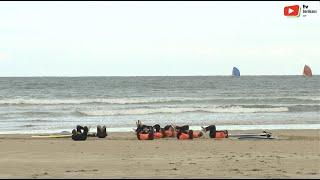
[0,1,319,76]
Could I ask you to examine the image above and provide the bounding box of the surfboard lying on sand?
[228,131,273,139]
[237,136,275,140]
[32,134,72,138]
[32,132,96,138]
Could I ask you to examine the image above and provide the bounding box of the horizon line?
[0,75,318,78]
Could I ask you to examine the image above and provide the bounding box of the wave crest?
[77,106,289,116]
[0,97,201,105]
[0,96,318,105]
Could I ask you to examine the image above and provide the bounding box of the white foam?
[78,106,289,116]
[203,106,289,113]
[0,96,318,105]
[0,97,201,105]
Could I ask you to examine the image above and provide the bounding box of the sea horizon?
[0,75,319,78]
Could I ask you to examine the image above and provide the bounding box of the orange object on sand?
[154,132,163,139]
[178,133,190,140]
[178,131,203,140]
[138,133,151,140]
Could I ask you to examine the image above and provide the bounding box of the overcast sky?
[0,1,319,76]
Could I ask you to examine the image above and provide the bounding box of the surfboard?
[32,132,96,138]
[229,131,272,138]
[237,136,275,140]
[31,134,72,138]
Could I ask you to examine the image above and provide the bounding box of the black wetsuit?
[154,124,174,133]
[204,125,228,138]
[72,125,89,141]
[204,125,217,138]
[153,124,161,132]
[176,125,193,139]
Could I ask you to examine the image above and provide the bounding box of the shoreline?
[0,129,319,178]
[0,129,319,141]
[1,124,320,135]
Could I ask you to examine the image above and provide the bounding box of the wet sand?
[0,129,319,179]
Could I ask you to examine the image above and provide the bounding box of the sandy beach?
[0,129,319,179]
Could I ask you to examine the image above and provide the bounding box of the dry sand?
[0,129,319,179]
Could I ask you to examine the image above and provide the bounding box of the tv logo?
[284,5,300,17]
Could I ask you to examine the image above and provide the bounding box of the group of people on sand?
[135,120,229,140]
[71,120,229,141]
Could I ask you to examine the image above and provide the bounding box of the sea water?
[0,76,319,134]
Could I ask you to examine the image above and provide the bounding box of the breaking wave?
[0,96,318,105]
[0,97,201,105]
[77,106,289,116]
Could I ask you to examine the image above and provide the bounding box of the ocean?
[0,76,319,134]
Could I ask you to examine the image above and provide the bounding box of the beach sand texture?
[0,130,319,179]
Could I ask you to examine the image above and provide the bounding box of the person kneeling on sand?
[201,125,228,138]
[72,125,89,141]
[175,125,203,140]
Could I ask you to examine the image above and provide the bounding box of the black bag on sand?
[97,125,107,138]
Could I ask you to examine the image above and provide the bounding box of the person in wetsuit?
[135,120,154,140]
[72,125,89,141]
[175,125,194,139]
[202,125,228,138]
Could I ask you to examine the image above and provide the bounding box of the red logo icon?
[284,5,300,16]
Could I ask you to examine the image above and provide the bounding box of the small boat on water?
[232,67,240,77]
[303,65,312,77]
